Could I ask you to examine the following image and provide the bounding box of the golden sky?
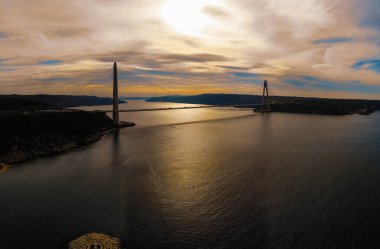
[1,0,380,99]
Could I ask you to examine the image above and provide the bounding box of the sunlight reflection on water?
[1,102,380,249]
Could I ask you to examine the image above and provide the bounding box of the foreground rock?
[0,111,134,164]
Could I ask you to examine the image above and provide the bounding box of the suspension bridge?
[97,62,272,124]
[4,61,273,123]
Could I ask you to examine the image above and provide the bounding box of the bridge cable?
[119,68,183,97]
[119,67,264,107]
[69,68,112,96]
[48,67,112,109]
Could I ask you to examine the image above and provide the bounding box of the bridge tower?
[113,62,120,124]
[260,80,271,112]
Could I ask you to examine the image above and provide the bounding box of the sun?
[161,0,218,35]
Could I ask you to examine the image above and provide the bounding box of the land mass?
[147,94,380,115]
[0,98,134,164]
[0,94,126,107]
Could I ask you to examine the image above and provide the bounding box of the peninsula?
[0,97,134,164]
[0,94,126,107]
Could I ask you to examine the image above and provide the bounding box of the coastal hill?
[0,111,119,164]
[147,94,380,115]
[0,98,53,111]
[147,94,262,105]
[0,94,125,108]
[0,97,134,164]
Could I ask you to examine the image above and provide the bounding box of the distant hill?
[0,111,118,163]
[0,95,125,108]
[147,94,380,115]
[0,98,52,111]
[147,94,263,105]
[126,97,150,100]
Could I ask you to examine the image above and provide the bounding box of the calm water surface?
[1,101,380,249]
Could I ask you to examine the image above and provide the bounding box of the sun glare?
[161,0,218,35]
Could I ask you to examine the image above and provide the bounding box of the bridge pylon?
[260,80,271,112]
[113,62,120,124]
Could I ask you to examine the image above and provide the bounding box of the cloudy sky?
[1,0,380,98]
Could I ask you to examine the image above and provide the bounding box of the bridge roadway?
[96,104,260,113]
[0,104,261,115]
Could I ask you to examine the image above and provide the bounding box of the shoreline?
[147,94,380,116]
[0,123,135,166]
[0,111,135,166]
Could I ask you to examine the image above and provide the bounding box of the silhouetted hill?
[0,111,118,164]
[147,94,380,115]
[127,97,150,100]
[0,94,125,108]
[0,98,53,111]
[147,94,262,105]
[0,98,135,164]
[269,96,380,115]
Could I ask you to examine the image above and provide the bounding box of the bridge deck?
[98,104,260,113]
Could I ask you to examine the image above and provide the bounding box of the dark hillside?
[147,94,380,115]
[0,111,117,163]
[0,98,52,111]
[0,94,125,108]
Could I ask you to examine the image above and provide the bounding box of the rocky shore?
[0,111,134,164]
